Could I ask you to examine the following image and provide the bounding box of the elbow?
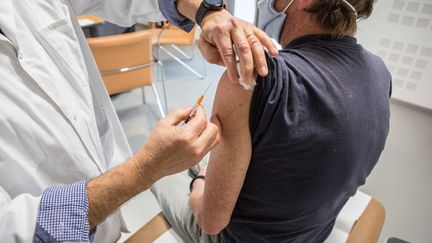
[198,216,229,235]
[200,221,228,235]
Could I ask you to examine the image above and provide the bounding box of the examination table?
[125,191,385,243]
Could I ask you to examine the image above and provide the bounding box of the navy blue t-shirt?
[222,35,391,242]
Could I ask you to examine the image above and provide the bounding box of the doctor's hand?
[87,107,218,228]
[134,107,220,181]
[199,9,278,85]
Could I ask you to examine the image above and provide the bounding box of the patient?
[151,0,391,242]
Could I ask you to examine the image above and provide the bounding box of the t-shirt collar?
[285,34,358,49]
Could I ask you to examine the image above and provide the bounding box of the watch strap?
[189,175,206,192]
[195,1,225,27]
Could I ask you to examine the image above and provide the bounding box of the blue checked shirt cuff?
[34,180,96,243]
[158,0,195,32]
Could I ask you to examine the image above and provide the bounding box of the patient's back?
[222,35,391,242]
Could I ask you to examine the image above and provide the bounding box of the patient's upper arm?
[200,71,255,232]
[211,72,254,133]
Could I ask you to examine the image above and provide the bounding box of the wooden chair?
[87,30,166,117]
[347,198,386,243]
[126,197,385,243]
[125,213,171,243]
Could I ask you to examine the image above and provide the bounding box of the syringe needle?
[183,80,215,125]
[202,81,213,97]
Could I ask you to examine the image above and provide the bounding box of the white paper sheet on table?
[153,229,184,243]
[324,227,350,243]
[78,18,95,27]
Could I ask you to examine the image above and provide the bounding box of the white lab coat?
[0,0,165,242]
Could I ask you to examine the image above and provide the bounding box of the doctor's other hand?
[198,9,278,85]
[134,107,220,181]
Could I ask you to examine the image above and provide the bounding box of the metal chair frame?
[154,26,207,81]
[101,60,166,118]
[158,45,207,80]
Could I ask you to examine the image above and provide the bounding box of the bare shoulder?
[211,71,254,133]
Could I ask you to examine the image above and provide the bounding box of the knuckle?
[178,133,192,146]
[199,118,207,129]
[187,143,201,158]
[238,43,251,54]
[194,146,204,158]
[248,36,261,47]
[229,17,239,27]
[214,134,221,144]
[214,25,225,34]
[213,123,220,133]
[209,124,219,138]
[184,133,195,143]
[222,49,234,60]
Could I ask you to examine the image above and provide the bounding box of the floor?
[112,46,432,243]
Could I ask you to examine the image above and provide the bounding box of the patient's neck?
[280,15,332,48]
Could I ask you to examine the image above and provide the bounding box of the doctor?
[0,0,277,242]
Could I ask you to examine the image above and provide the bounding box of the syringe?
[183,81,214,124]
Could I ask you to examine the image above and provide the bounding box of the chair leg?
[190,44,196,59]
[157,61,169,113]
[160,46,205,79]
[141,87,146,104]
[172,44,206,78]
[151,83,166,118]
[154,58,163,83]
[170,44,193,60]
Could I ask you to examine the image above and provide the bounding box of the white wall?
[233,0,257,24]
[357,0,432,110]
[231,0,432,109]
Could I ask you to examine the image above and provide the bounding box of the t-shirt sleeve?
[249,52,293,145]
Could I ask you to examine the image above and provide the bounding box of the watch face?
[205,0,224,7]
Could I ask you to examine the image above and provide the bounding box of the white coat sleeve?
[0,186,40,242]
[69,0,166,27]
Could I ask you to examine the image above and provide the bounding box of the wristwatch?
[195,0,226,27]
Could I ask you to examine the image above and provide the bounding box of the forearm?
[193,73,253,235]
[86,106,218,228]
[189,180,205,224]
[176,0,202,22]
[87,156,160,228]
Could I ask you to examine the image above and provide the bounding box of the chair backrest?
[151,25,197,46]
[87,30,153,95]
